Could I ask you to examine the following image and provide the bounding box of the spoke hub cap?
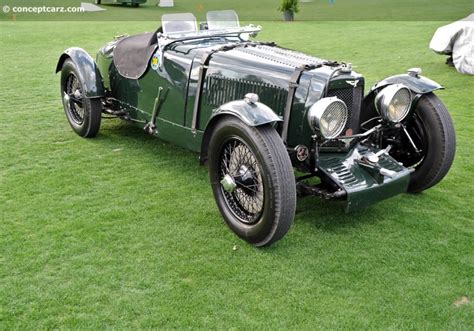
[73,89,82,99]
[221,174,237,193]
[218,138,265,224]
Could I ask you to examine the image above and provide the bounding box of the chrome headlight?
[307,97,348,139]
[375,84,412,123]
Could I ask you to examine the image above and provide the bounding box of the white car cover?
[430,14,474,75]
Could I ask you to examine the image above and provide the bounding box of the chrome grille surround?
[326,85,364,135]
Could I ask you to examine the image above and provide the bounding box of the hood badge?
[346,79,359,88]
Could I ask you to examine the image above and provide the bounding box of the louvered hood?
[226,44,328,69]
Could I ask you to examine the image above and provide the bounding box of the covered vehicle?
[430,13,474,75]
[56,11,456,246]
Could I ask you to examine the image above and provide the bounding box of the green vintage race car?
[56,11,456,246]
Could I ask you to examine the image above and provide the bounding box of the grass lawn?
[1,11,473,330]
[0,0,473,21]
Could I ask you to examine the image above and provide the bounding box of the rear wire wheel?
[208,117,296,247]
[60,59,102,138]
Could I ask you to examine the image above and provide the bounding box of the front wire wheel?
[208,117,296,247]
[390,92,456,192]
[219,138,265,225]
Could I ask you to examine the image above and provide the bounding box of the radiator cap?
[244,93,259,104]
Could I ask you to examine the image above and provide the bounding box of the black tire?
[60,59,102,138]
[393,93,456,193]
[95,0,101,4]
[208,117,296,247]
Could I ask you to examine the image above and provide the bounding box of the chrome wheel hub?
[63,92,70,103]
[221,174,237,193]
[218,138,264,224]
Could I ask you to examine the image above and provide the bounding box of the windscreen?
[162,13,198,34]
[206,10,240,31]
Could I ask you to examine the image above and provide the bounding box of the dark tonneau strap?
[191,50,214,132]
[281,64,319,145]
[191,41,277,132]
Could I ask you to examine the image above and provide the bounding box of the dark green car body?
[55,16,446,213]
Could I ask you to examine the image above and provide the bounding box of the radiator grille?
[204,75,287,112]
[326,86,363,134]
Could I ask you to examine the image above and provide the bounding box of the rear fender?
[55,47,105,98]
[200,99,282,164]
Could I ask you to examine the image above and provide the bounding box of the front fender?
[199,99,282,164]
[370,73,443,94]
[359,72,443,127]
[210,99,282,127]
[55,47,105,98]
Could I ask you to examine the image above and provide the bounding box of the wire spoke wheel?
[65,73,85,125]
[388,93,455,192]
[390,112,427,169]
[219,138,264,224]
[208,117,296,247]
[60,59,102,138]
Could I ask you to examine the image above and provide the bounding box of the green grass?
[1,18,473,329]
[0,0,473,21]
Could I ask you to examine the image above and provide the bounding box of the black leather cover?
[113,32,158,79]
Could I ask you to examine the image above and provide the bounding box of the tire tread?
[253,125,296,247]
[408,93,456,192]
[60,59,102,138]
[208,117,296,247]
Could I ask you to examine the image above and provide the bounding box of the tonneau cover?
[113,32,158,79]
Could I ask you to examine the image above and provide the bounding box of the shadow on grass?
[295,195,381,230]
[91,119,425,244]
[96,118,198,157]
